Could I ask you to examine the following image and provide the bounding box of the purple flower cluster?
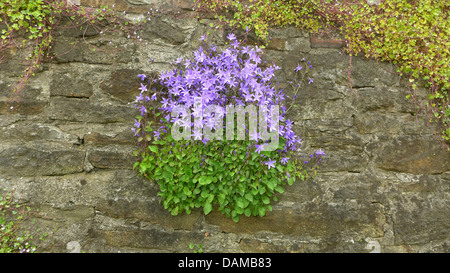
[138,34,303,153]
[133,33,326,172]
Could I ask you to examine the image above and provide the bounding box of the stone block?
[49,97,137,123]
[309,151,368,173]
[310,33,346,49]
[0,122,80,144]
[285,37,311,52]
[353,87,395,112]
[99,69,146,102]
[294,118,354,137]
[205,202,385,238]
[0,84,46,115]
[80,0,172,13]
[96,198,202,230]
[84,131,136,146]
[390,189,449,245]
[266,38,286,51]
[87,146,137,169]
[367,136,450,174]
[91,220,204,251]
[354,112,403,135]
[347,56,398,88]
[0,143,85,177]
[141,18,188,45]
[51,74,93,98]
[51,36,134,64]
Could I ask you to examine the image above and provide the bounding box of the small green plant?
[0,0,148,108]
[195,0,329,42]
[0,188,38,253]
[339,0,450,143]
[189,243,203,253]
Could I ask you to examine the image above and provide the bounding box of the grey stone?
[67,241,82,253]
[367,136,450,174]
[0,15,448,253]
[0,143,84,177]
[347,56,398,88]
[0,121,80,144]
[99,69,146,102]
[51,36,134,64]
[87,146,137,169]
[51,74,93,98]
[49,97,137,123]
[141,18,187,45]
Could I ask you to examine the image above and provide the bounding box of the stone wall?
[0,1,449,253]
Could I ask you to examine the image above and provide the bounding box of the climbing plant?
[0,0,147,108]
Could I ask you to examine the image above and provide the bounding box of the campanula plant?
[133,33,324,222]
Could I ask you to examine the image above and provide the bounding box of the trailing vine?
[0,0,148,110]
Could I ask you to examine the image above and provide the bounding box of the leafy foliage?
[133,34,324,222]
[0,188,41,253]
[196,0,334,41]
[340,0,450,142]
[189,243,203,253]
[0,0,145,105]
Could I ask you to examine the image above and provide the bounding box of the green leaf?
[133,161,140,170]
[236,199,245,208]
[183,187,192,196]
[244,193,253,202]
[198,176,213,185]
[148,145,158,153]
[162,170,173,181]
[275,185,285,193]
[203,202,212,215]
[258,207,266,217]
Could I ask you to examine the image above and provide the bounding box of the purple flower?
[138,74,146,81]
[192,129,202,140]
[133,34,323,173]
[308,78,314,84]
[227,33,236,41]
[231,39,240,48]
[265,158,276,169]
[139,105,147,115]
[139,83,148,92]
[281,157,290,165]
[249,128,260,141]
[315,149,325,156]
[255,144,264,154]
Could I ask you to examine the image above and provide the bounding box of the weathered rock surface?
[0,3,448,254]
